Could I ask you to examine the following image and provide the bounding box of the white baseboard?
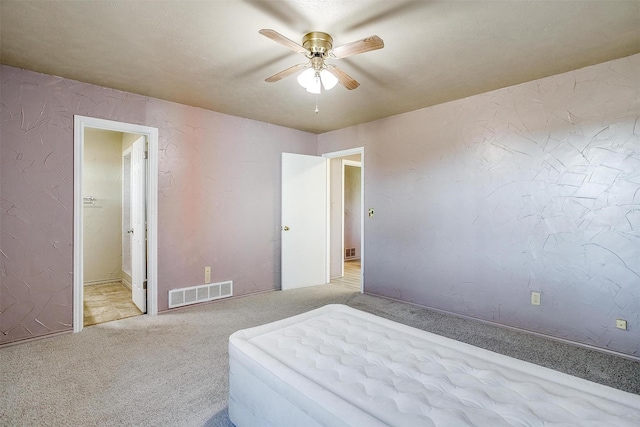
[367,291,640,362]
[83,278,123,287]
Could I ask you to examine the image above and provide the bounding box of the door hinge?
[143,280,147,290]
[144,151,148,159]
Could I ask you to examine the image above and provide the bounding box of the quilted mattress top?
[230,304,640,426]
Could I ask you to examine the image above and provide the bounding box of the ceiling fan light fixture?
[297,68,316,89]
[320,69,338,90]
[297,68,323,94]
[297,67,338,93]
[305,73,322,94]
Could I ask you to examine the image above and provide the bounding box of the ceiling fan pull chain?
[315,94,319,114]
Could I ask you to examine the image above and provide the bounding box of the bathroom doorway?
[81,129,144,326]
[73,116,159,333]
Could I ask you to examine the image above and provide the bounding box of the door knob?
[283,226,290,231]
[127,228,134,234]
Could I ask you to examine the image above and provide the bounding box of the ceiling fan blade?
[259,29,307,55]
[265,63,307,83]
[330,35,384,59]
[327,66,360,90]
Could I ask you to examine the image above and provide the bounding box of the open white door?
[281,153,329,290]
[131,136,147,312]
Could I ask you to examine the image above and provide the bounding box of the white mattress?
[228,304,640,426]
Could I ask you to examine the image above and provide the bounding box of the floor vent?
[168,281,233,309]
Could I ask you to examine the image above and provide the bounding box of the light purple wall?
[318,54,640,357]
[0,65,316,345]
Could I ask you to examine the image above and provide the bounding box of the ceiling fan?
[259,29,384,93]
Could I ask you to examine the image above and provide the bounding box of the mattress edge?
[229,303,640,409]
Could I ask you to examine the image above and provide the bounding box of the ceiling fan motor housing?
[303,32,333,57]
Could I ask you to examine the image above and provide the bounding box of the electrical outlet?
[368,208,374,218]
[616,319,627,330]
[531,291,541,306]
[205,266,211,284]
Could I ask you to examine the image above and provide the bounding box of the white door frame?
[322,147,364,292]
[73,116,159,332]
[130,135,147,313]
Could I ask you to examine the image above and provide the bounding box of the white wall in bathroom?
[83,128,123,284]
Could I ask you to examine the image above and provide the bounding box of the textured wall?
[318,54,640,357]
[0,65,316,344]
[83,128,123,284]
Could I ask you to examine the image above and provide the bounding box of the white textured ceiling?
[1,0,639,134]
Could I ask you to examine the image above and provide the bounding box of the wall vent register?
[168,281,233,309]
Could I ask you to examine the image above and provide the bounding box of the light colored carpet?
[1,283,638,426]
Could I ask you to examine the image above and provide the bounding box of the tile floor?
[83,281,143,326]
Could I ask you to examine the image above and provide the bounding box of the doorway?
[82,129,144,326]
[73,116,159,333]
[326,151,363,292]
[340,159,362,290]
[279,147,364,292]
